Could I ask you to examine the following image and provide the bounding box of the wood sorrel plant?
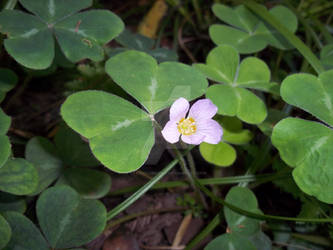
[0,0,333,249]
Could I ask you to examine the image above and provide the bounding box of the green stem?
[109,172,290,196]
[105,207,186,230]
[106,149,191,221]
[195,178,333,223]
[184,211,222,250]
[192,0,204,28]
[244,1,325,75]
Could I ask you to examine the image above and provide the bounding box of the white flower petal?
[181,133,205,145]
[170,97,189,121]
[161,121,180,143]
[197,119,223,144]
[188,99,218,120]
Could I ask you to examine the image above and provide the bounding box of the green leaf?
[61,90,155,173]
[0,214,11,249]
[193,45,239,83]
[0,192,26,213]
[224,186,261,236]
[25,137,63,194]
[0,158,38,195]
[199,141,236,167]
[58,168,111,199]
[0,0,124,69]
[54,123,99,167]
[37,185,106,249]
[272,117,333,204]
[206,85,267,124]
[205,233,257,250]
[105,50,208,114]
[281,70,333,127]
[210,4,298,53]
[0,68,18,102]
[19,0,92,24]
[2,212,49,250]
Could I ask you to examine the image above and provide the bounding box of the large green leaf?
[224,186,262,236]
[37,185,106,249]
[25,137,63,194]
[0,0,124,69]
[57,168,111,199]
[199,141,236,167]
[2,212,49,250]
[105,50,208,114]
[61,90,155,173]
[54,123,99,167]
[195,45,270,124]
[272,118,333,204]
[0,158,38,195]
[209,4,297,53]
[280,70,333,127]
[205,233,257,250]
[0,68,18,102]
[0,214,11,249]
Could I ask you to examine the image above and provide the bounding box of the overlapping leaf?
[272,70,333,203]
[195,45,275,124]
[2,212,49,250]
[0,0,124,69]
[206,187,265,249]
[209,4,298,53]
[37,185,106,249]
[25,124,110,197]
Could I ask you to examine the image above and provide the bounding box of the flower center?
[177,117,196,135]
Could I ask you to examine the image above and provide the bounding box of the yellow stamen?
[177,117,196,135]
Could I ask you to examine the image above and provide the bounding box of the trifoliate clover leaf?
[0,0,124,69]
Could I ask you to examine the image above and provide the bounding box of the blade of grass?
[184,211,222,250]
[106,147,193,221]
[195,177,333,223]
[108,171,291,196]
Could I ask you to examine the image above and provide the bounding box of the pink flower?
[161,98,223,145]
